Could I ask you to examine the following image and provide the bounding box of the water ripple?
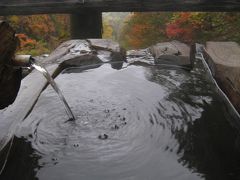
[11,63,240,180]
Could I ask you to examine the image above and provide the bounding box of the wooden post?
[70,11,102,39]
[0,21,21,109]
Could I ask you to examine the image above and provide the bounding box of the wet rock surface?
[126,48,155,65]
[125,41,191,68]
[44,39,126,67]
[150,41,191,67]
[204,41,240,114]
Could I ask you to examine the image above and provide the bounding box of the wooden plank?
[71,12,102,39]
[0,0,240,15]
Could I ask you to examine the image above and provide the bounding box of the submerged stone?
[111,125,119,130]
[98,134,108,140]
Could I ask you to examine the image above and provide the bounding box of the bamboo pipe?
[14,55,32,67]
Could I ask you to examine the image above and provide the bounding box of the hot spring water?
[1,59,240,180]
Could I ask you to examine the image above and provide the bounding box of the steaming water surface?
[2,63,240,180]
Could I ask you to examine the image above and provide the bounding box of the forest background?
[1,12,240,56]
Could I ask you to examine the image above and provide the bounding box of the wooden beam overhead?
[0,0,240,15]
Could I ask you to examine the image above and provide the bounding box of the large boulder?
[204,41,240,114]
[149,41,191,67]
[88,39,126,62]
[44,39,126,66]
[126,48,155,65]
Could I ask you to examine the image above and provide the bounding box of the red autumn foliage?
[121,12,171,49]
[166,13,194,43]
[16,33,37,49]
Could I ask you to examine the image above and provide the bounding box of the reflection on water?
[0,137,40,180]
[1,62,240,180]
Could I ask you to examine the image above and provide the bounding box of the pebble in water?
[98,134,108,140]
[121,117,126,121]
[111,125,119,130]
[73,144,79,147]
[104,109,110,113]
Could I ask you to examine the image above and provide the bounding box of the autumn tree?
[121,12,240,48]
[166,12,240,44]
[166,13,196,43]
[121,12,172,49]
[3,14,70,55]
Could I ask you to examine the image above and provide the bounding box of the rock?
[44,39,126,68]
[150,42,180,57]
[60,54,102,69]
[204,41,240,114]
[112,125,119,130]
[88,39,126,62]
[44,40,93,65]
[149,41,191,67]
[88,39,121,52]
[126,48,155,65]
[98,134,108,140]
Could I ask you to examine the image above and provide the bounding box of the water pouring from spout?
[14,55,75,121]
[30,58,75,121]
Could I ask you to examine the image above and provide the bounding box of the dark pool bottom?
[1,63,240,180]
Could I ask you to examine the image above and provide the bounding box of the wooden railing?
[0,0,240,15]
